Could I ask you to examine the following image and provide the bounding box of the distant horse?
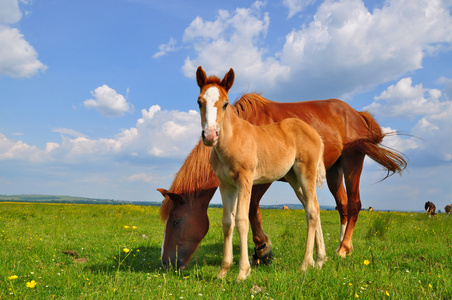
[425,201,436,217]
[159,76,406,271]
[445,204,451,214]
[196,67,326,280]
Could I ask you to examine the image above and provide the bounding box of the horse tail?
[347,112,407,180]
[316,139,326,188]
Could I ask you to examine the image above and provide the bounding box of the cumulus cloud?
[178,0,452,100]
[0,105,201,164]
[366,77,452,163]
[0,1,47,78]
[278,0,452,99]
[83,85,133,117]
[364,78,443,119]
[182,1,290,91]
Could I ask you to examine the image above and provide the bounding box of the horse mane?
[160,138,215,221]
[159,92,271,221]
[232,92,271,119]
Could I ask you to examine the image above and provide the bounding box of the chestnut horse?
[159,78,406,271]
[196,67,326,280]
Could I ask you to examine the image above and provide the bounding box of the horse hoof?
[236,268,251,281]
[217,268,229,279]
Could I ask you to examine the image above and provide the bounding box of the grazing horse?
[196,66,326,281]
[445,204,451,214]
[425,201,436,217]
[159,79,406,271]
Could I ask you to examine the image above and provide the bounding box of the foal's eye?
[222,102,228,110]
[173,219,182,226]
[197,100,202,109]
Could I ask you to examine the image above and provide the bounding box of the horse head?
[196,66,234,147]
[158,188,211,270]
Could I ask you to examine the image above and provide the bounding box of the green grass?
[1,202,451,299]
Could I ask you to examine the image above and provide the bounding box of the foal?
[196,66,326,281]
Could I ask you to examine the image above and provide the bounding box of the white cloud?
[283,0,317,18]
[366,77,452,163]
[0,0,22,24]
[178,0,452,100]
[0,105,201,164]
[51,128,87,138]
[0,25,47,78]
[182,1,290,91]
[0,1,47,78]
[278,0,452,99]
[83,85,133,117]
[365,78,443,118]
[128,172,158,183]
[153,37,177,58]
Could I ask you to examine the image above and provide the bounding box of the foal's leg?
[249,184,273,265]
[235,177,253,281]
[285,167,324,271]
[325,161,350,254]
[218,184,238,279]
[336,152,365,258]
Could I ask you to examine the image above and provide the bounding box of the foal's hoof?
[250,244,274,266]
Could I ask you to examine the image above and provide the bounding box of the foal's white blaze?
[203,86,220,130]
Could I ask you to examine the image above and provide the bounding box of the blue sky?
[1,0,451,211]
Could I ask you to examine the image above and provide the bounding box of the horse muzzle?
[162,257,187,271]
[202,128,219,147]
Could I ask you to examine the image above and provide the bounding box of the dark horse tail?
[347,112,407,180]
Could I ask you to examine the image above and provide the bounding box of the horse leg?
[336,152,365,258]
[325,160,349,254]
[285,166,324,271]
[235,176,253,281]
[218,184,238,279]
[249,183,273,265]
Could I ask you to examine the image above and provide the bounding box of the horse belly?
[253,158,294,184]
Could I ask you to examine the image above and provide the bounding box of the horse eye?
[197,100,202,109]
[173,219,182,226]
[222,102,228,110]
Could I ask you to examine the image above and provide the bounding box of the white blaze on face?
[203,86,220,130]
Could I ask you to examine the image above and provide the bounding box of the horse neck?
[217,105,249,149]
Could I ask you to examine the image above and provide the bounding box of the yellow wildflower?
[355,294,359,298]
[124,226,130,229]
[8,275,18,280]
[364,260,370,265]
[429,284,432,289]
[132,226,137,230]
[123,248,130,253]
[385,291,390,297]
[26,280,37,288]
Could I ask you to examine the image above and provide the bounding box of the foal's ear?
[221,68,234,92]
[196,66,207,90]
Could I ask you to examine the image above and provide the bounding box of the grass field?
[1,202,451,299]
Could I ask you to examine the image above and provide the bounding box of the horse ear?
[221,68,234,92]
[157,188,168,197]
[167,192,185,203]
[196,66,207,90]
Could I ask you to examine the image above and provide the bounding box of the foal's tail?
[348,112,407,180]
[316,140,326,188]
